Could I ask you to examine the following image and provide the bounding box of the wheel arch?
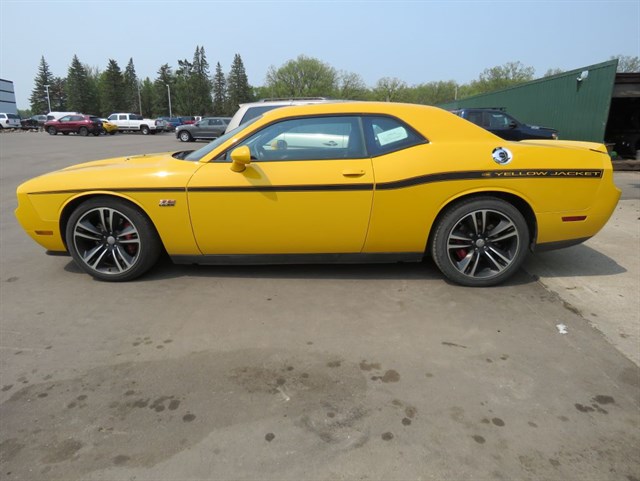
[426,190,538,255]
[59,193,165,252]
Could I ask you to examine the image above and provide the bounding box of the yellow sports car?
[100,118,118,135]
[15,102,620,286]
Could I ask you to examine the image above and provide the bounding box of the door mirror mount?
[230,146,252,172]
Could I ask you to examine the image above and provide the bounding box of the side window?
[363,116,425,156]
[59,116,71,122]
[485,112,509,129]
[119,115,127,121]
[229,116,366,162]
[466,111,483,126]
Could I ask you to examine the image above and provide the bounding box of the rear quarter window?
[363,116,426,156]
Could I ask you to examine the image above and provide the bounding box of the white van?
[46,111,80,121]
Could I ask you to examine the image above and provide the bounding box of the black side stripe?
[29,169,603,195]
[188,184,373,193]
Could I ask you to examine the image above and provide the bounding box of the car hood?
[17,152,202,195]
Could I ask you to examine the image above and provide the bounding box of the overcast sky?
[1,0,639,110]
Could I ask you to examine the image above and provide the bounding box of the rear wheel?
[48,127,57,135]
[65,197,162,282]
[431,197,529,287]
[140,125,150,135]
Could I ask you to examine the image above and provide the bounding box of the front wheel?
[65,197,162,282]
[430,197,529,287]
[179,131,192,142]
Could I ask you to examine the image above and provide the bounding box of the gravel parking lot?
[1,130,638,481]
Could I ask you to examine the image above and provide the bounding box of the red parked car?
[45,114,103,136]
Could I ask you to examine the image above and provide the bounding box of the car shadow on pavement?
[524,244,626,278]
[63,256,537,286]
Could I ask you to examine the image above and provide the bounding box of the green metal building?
[439,60,639,158]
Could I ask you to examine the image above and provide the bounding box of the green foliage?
[153,64,174,117]
[123,58,140,114]
[466,61,535,96]
[66,55,99,114]
[227,54,252,115]
[174,46,213,115]
[30,56,54,114]
[372,77,408,102]
[543,68,564,77]
[336,72,368,100]
[212,62,226,116]
[611,55,640,73]
[139,78,156,118]
[265,55,337,98]
[99,59,125,115]
[404,80,458,105]
[48,77,67,111]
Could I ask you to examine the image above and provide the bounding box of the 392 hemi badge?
[159,199,176,207]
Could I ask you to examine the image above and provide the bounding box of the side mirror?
[230,146,252,172]
[508,120,517,129]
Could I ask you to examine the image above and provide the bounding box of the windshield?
[184,116,261,161]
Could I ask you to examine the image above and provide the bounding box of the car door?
[196,119,215,139]
[187,115,374,255]
[57,115,73,133]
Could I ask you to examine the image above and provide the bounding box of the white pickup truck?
[106,113,164,135]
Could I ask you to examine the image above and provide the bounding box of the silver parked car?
[176,117,231,142]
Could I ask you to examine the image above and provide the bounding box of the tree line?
[25,49,639,118]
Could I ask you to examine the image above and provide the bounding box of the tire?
[65,197,162,282]
[109,131,116,135]
[179,130,192,142]
[430,197,529,287]
[48,127,57,135]
[79,127,88,136]
[140,125,150,135]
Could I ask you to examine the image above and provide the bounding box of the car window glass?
[184,116,263,162]
[240,105,282,126]
[466,111,483,126]
[60,116,71,122]
[486,113,509,129]
[119,115,127,120]
[363,116,425,156]
[230,116,366,162]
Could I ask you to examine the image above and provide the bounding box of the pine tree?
[30,56,54,114]
[226,54,252,116]
[66,55,98,114]
[193,46,213,115]
[212,62,226,116]
[49,77,67,111]
[139,78,156,118]
[100,59,125,115]
[153,64,174,116]
[123,58,140,113]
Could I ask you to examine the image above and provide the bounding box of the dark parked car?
[452,108,558,141]
[176,117,230,142]
[44,115,103,136]
[157,117,183,132]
